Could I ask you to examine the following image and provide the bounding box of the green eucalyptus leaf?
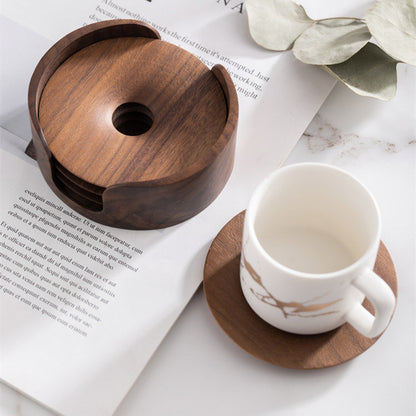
[246,0,313,51]
[293,18,371,65]
[366,0,416,66]
[324,43,398,101]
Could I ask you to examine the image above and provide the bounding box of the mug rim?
[245,163,382,280]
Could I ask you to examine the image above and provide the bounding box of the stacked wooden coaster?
[52,160,105,212]
[28,20,238,229]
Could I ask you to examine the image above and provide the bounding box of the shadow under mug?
[240,163,396,337]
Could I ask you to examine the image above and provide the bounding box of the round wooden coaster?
[203,211,398,369]
[39,36,228,187]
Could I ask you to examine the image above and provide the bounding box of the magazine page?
[0,128,207,415]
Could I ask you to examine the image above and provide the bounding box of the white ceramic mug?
[240,163,396,337]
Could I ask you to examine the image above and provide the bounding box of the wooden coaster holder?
[27,20,238,229]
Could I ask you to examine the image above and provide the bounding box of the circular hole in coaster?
[112,102,154,136]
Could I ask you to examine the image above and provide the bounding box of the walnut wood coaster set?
[27,19,238,229]
[27,20,397,370]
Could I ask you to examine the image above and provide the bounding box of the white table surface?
[1,47,415,416]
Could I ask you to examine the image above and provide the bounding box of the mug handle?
[345,270,396,338]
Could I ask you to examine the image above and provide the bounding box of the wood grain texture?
[28,20,238,229]
[39,37,227,186]
[203,211,398,369]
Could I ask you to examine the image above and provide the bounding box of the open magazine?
[0,0,353,414]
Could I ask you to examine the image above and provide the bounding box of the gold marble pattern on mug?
[241,254,341,318]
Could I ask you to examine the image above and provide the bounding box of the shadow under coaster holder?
[28,19,238,230]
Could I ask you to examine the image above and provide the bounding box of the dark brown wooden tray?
[28,19,238,229]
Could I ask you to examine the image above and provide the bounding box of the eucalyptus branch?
[246,0,416,100]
